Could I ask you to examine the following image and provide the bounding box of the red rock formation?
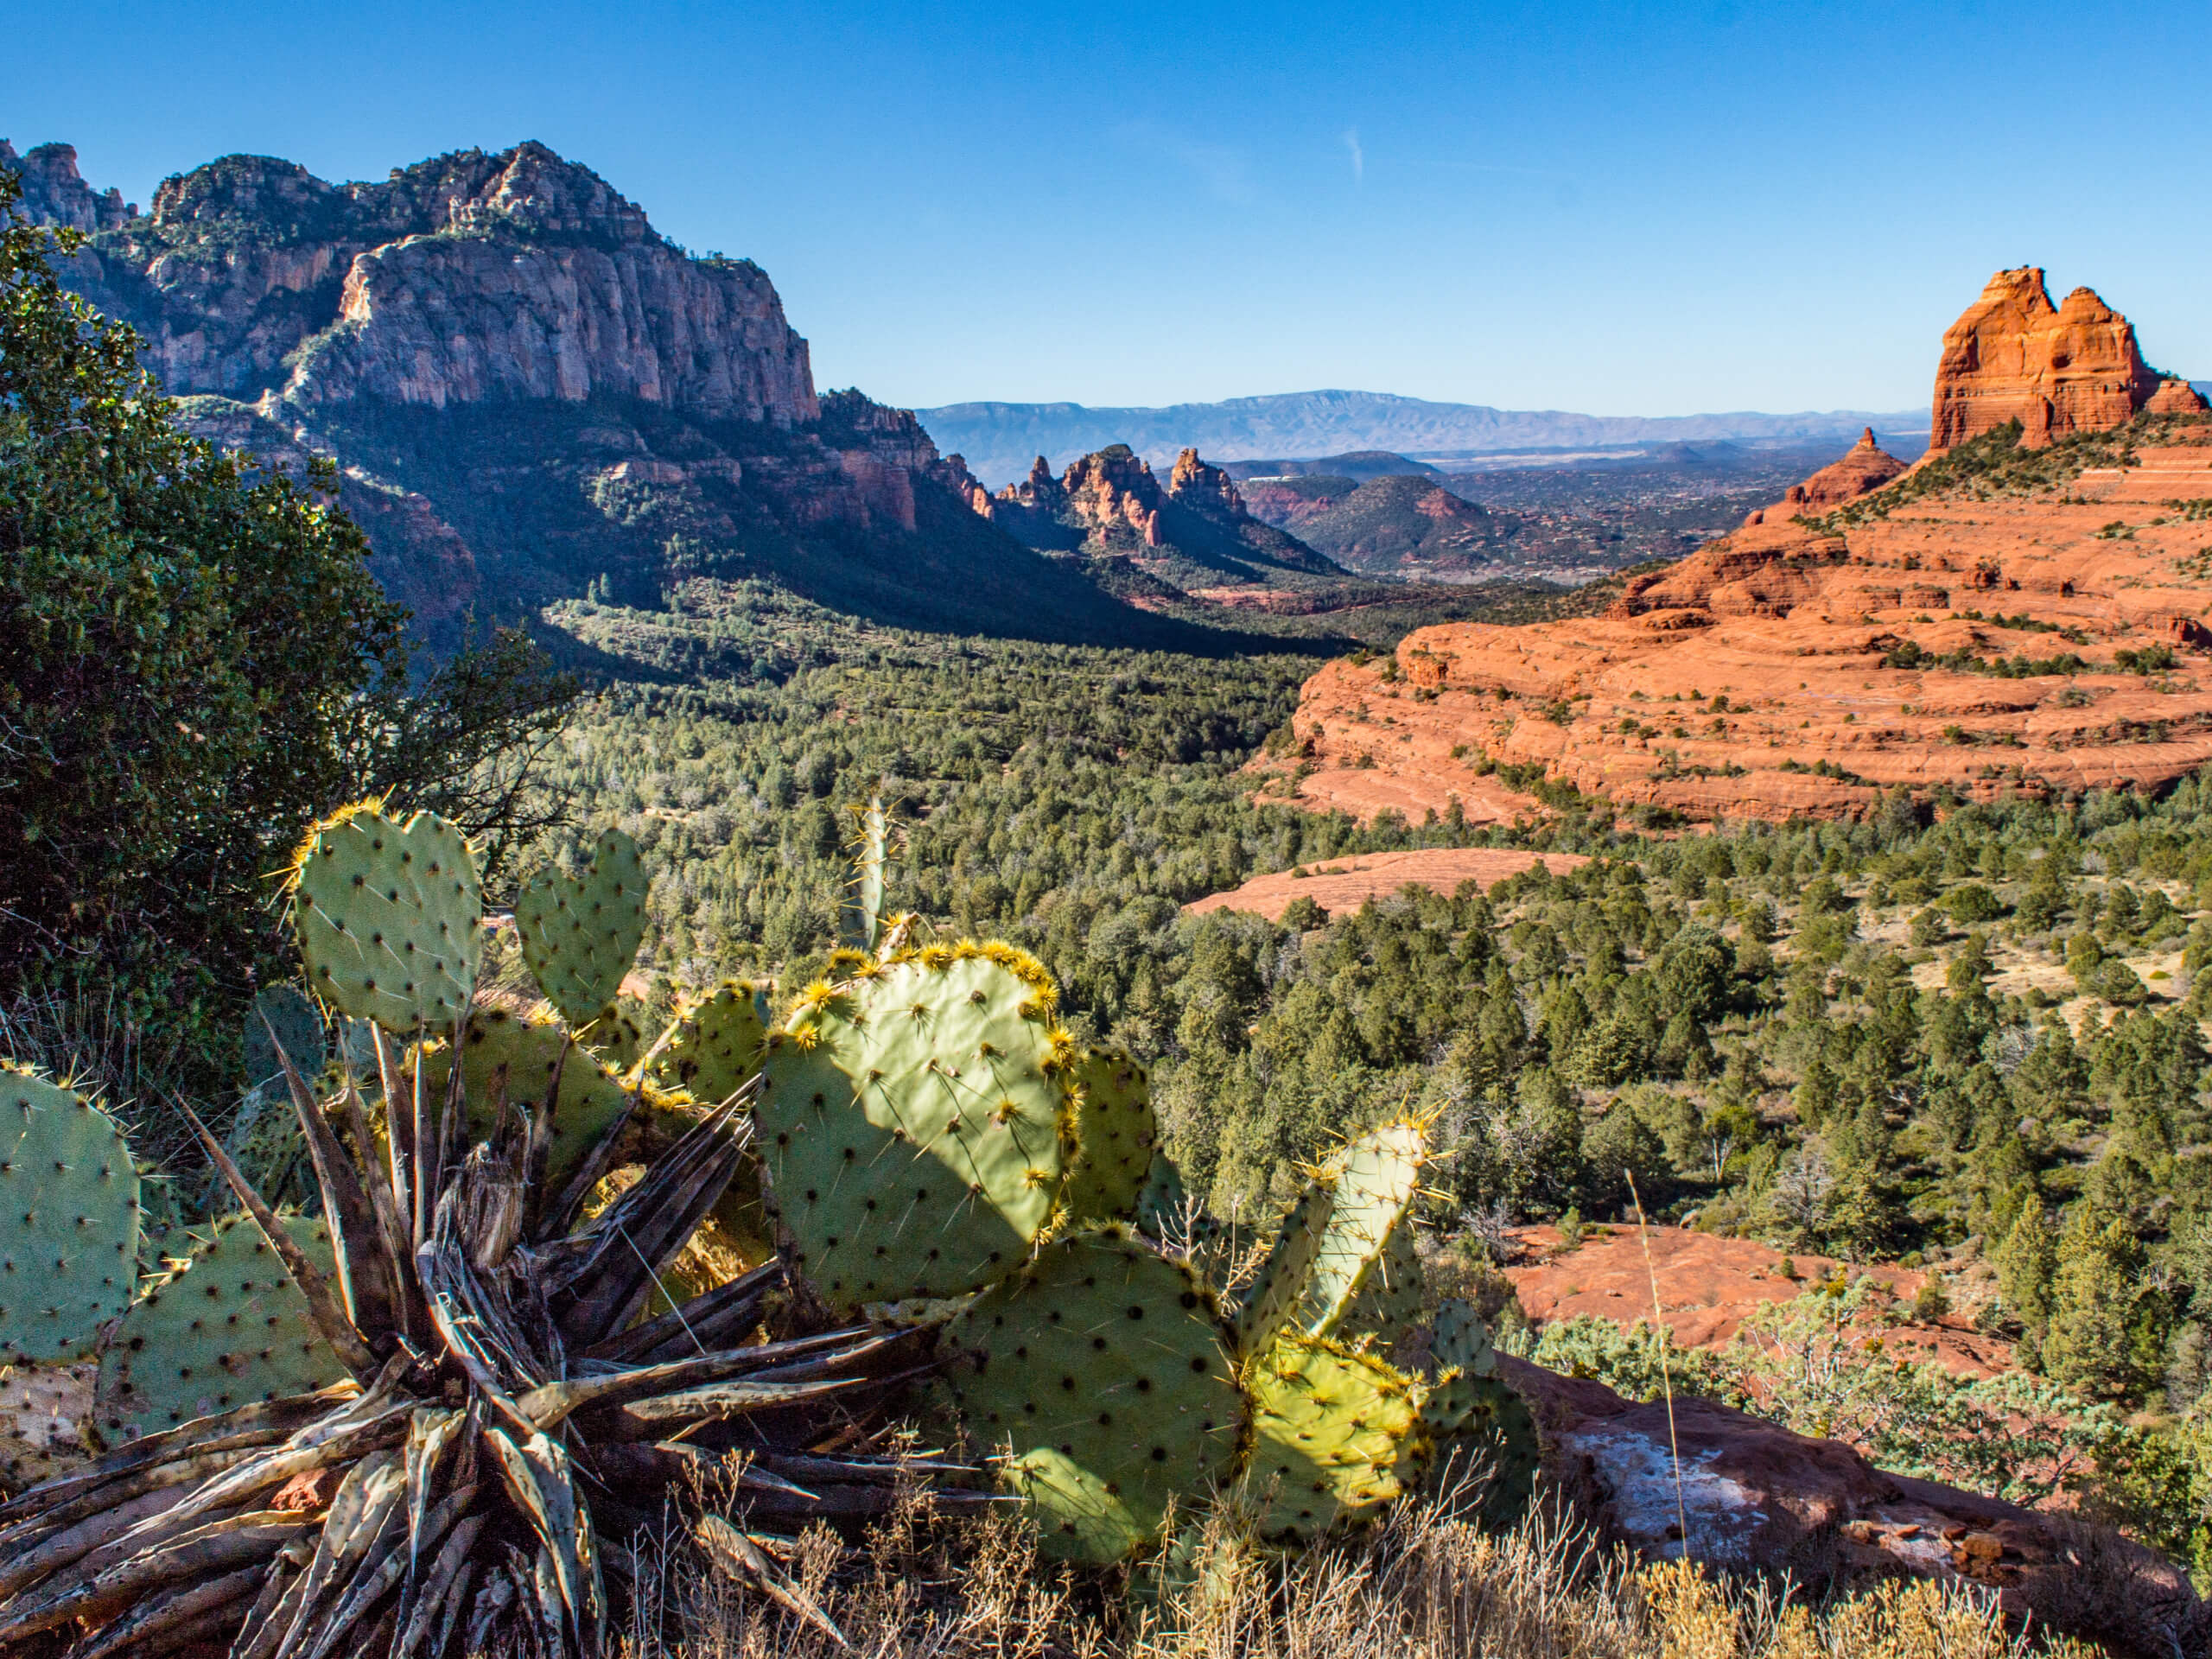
[0,140,134,231]
[1745,428,1907,525]
[2148,378,2212,417]
[1930,268,2164,450]
[1505,1354,2206,1653]
[1268,429,2212,824]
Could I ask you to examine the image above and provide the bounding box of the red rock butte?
[1269,269,2212,824]
[1931,266,2202,449]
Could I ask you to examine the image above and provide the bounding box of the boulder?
[1504,1353,2208,1656]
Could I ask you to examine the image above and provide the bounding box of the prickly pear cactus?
[0,1069,141,1361]
[1337,1217,1426,1345]
[97,1213,343,1440]
[1421,1300,1537,1526]
[1136,1148,1189,1238]
[517,828,648,1026]
[1064,1048,1156,1224]
[1426,1371,1540,1527]
[647,979,772,1105]
[1431,1298,1497,1380]
[216,1088,311,1212]
[837,796,890,953]
[1243,1333,1427,1544]
[754,944,1073,1309]
[944,1227,1245,1564]
[244,984,325,1092]
[1301,1120,1427,1339]
[1232,1180,1335,1358]
[421,1009,641,1190]
[289,804,481,1032]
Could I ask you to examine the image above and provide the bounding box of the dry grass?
[614,1473,2092,1659]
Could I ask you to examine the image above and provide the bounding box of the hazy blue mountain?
[918,390,1928,486]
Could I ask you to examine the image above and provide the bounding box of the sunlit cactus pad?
[649,978,772,1105]
[290,804,481,1032]
[97,1213,342,1440]
[0,1070,140,1361]
[1064,1047,1156,1224]
[754,945,1072,1308]
[517,827,648,1026]
[945,1227,1245,1564]
[1301,1119,1427,1338]
[1245,1333,1427,1544]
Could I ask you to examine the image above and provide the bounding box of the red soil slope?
[1184,847,1587,920]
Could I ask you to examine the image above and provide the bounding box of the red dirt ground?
[1505,1224,2014,1378]
[1183,847,1589,921]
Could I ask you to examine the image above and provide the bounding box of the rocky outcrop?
[0,141,134,231]
[975,442,1342,582]
[1744,427,1906,524]
[1507,1355,2206,1656]
[54,143,817,423]
[1929,269,2168,450]
[11,139,1133,647]
[2148,378,2212,417]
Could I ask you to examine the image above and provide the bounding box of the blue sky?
[11,1,2209,414]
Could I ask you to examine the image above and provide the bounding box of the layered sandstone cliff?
[1271,420,2212,823]
[1928,268,2196,450]
[1271,267,2212,823]
[34,143,818,423]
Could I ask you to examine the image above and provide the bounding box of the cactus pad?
[754,946,1072,1309]
[1064,1048,1156,1224]
[290,804,481,1032]
[648,980,772,1105]
[1426,1370,1540,1528]
[98,1213,343,1440]
[1431,1298,1497,1381]
[1244,1333,1426,1544]
[1301,1120,1427,1339]
[421,1010,640,1189]
[1135,1149,1190,1240]
[1337,1218,1426,1345]
[0,1070,141,1361]
[244,985,325,1092]
[516,828,648,1026]
[945,1228,1245,1564]
[1232,1180,1334,1360]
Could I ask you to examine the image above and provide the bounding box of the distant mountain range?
[917,391,1930,487]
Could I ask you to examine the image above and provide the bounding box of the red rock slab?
[1504,1352,2207,1652]
[1500,1224,2015,1370]
[1183,847,1588,921]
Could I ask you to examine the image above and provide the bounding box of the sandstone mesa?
[1273,271,2212,825]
